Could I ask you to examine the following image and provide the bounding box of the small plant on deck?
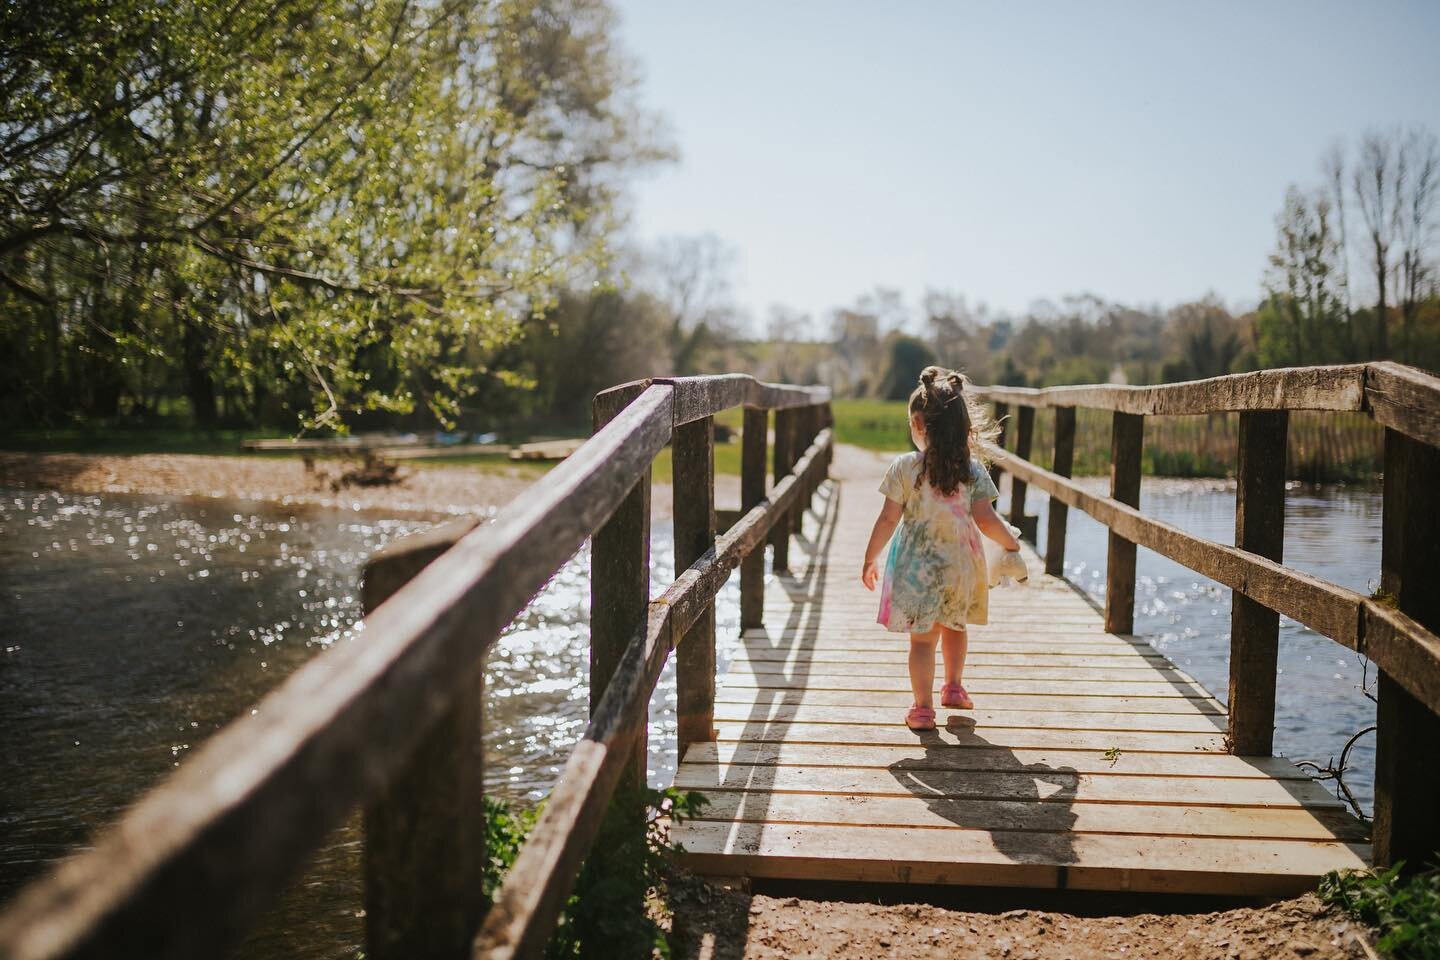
[1318,863,1440,959]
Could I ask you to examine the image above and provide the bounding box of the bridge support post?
[989,402,1009,488]
[771,408,796,573]
[740,407,768,629]
[360,519,487,960]
[1045,406,1076,576]
[1227,410,1288,756]
[674,415,717,759]
[1104,412,1144,634]
[1374,428,1440,871]
[1007,405,1038,543]
[592,391,652,792]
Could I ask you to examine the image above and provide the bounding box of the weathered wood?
[595,375,832,426]
[1008,405,1036,541]
[673,416,716,758]
[987,446,1370,651]
[591,393,655,792]
[1365,361,1440,448]
[0,386,676,960]
[361,519,486,960]
[1104,412,1144,634]
[989,401,1008,488]
[1228,411,1288,757]
[1045,406,1076,576]
[971,364,1368,416]
[1372,428,1440,871]
[740,407,768,630]
[770,408,796,573]
[471,429,832,960]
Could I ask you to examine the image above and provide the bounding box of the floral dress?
[876,452,1000,632]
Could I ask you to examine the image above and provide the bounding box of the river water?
[0,479,1381,956]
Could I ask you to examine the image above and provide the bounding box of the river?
[0,478,1380,956]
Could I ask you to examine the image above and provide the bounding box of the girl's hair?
[907,365,1000,497]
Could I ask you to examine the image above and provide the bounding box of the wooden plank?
[0,385,679,960]
[984,446,1369,648]
[361,522,486,960]
[1046,406,1076,576]
[688,791,1367,842]
[739,407,768,630]
[1365,361,1440,448]
[673,416,717,757]
[1228,410,1287,756]
[1105,411,1143,634]
[713,721,1227,754]
[713,690,1223,715]
[717,676,1217,698]
[674,820,1369,895]
[1372,427,1440,871]
[730,649,1169,666]
[726,662,1203,683]
[770,407,795,573]
[970,364,1368,417]
[683,740,1314,780]
[673,762,1340,808]
[1008,405,1036,540]
[708,702,1225,733]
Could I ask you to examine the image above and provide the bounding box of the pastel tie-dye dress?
[876,451,1000,633]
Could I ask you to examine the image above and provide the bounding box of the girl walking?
[860,366,1023,731]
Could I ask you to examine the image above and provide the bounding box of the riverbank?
[0,451,741,520]
[670,878,1378,960]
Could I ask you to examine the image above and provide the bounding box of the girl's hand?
[861,559,880,591]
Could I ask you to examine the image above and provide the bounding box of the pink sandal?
[905,705,936,731]
[940,682,973,709]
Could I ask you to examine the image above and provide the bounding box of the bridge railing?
[970,361,1440,871]
[0,375,833,960]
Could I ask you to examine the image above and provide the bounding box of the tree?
[0,0,667,429]
[877,335,937,400]
[1256,186,1349,366]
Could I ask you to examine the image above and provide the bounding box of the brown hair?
[907,365,1000,497]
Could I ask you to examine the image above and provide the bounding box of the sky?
[608,0,1440,333]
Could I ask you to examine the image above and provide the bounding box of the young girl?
[860,366,1022,731]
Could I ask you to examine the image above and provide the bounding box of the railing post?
[801,404,820,524]
[771,407,796,573]
[1045,406,1076,576]
[1227,410,1288,756]
[673,415,716,759]
[1104,412,1144,634]
[1008,405,1037,543]
[1373,427,1440,871]
[361,519,486,960]
[989,401,1009,488]
[740,407,768,630]
[591,391,653,791]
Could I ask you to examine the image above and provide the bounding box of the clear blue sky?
[610,0,1440,331]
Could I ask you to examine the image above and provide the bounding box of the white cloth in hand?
[983,522,1029,586]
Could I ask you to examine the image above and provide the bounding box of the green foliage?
[482,786,708,959]
[876,335,937,400]
[1319,864,1440,959]
[1,0,665,431]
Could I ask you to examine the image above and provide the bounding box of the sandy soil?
[669,878,1378,960]
[0,450,741,521]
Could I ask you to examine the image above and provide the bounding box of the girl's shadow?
[887,716,1080,865]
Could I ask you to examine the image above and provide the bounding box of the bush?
[1318,864,1440,959]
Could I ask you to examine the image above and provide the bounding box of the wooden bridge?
[1,364,1438,959]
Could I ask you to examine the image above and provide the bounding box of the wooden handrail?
[0,374,834,960]
[976,360,1440,874]
[969,361,1440,448]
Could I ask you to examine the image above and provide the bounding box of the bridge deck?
[671,458,1371,896]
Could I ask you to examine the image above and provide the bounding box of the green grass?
[1319,864,1440,958]
[0,425,292,455]
[831,398,914,452]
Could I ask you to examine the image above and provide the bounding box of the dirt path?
[670,879,1376,960]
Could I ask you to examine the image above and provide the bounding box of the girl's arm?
[972,497,1021,551]
[861,498,903,590]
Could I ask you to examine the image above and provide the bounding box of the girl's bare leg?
[940,626,968,686]
[908,630,939,708]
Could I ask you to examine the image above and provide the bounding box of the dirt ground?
[669,876,1379,960]
[0,450,737,520]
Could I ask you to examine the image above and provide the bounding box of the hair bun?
[919,366,942,388]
